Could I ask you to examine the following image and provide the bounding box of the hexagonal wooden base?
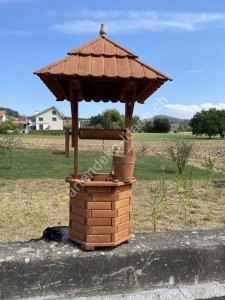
[66,173,135,250]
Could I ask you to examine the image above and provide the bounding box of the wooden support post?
[125,96,132,155]
[70,82,79,178]
[124,85,136,155]
[65,128,69,158]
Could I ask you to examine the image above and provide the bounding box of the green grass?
[1,148,225,181]
[132,132,224,141]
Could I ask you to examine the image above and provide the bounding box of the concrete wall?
[0,228,224,299]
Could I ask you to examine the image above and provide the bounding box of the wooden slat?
[91,210,117,218]
[118,190,132,200]
[69,228,85,241]
[71,206,91,218]
[92,38,104,55]
[79,128,125,140]
[116,47,128,57]
[86,234,111,243]
[72,221,91,234]
[77,55,91,76]
[83,90,119,101]
[52,151,65,155]
[72,192,89,201]
[91,226,117,235]
[117,205,132,216]
[104,56,117,77]
[112,213,130,226]
[64,55,79,75]
[86,202,112,210]
[91,56,104,77]
[86,186,112,193]
[85,218,112,226]
[79,44,92,54]
[104,39,116,56]
[112,228,129,242]
[113,184,131,193]
[143,66,158,79]
[70,213,85,225]
[117,57,131,78]
[129,59,145,78]
[49,61,65,74]
[117,221,131,233]
[70,198,85,208]
[112,198,130,210]
[91,193,118,202]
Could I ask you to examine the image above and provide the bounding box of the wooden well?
[34,24,172,250]
[66,173,135,250]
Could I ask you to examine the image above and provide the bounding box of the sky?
[0,0,225,120]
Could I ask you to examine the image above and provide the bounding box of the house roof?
[63,119,72,125]
[34,34,172,104]
[0,111,5,117]
[12,120,29,125]
[35,106,63,117]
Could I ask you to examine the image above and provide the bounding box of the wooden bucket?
[113,150,136,182]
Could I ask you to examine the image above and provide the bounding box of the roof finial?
[100,24,106,37]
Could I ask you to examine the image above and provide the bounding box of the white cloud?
[0,0,34,2]
[186,70,203,73]
[0,29,31,36]
[163,103,225,118]
[51,10,225,35]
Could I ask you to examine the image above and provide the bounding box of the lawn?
[1,148,225,181]
[0,139,224,242]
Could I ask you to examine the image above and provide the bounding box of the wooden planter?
[66,173,135,250]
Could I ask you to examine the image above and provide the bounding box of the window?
[52,111,56,115]
[52,118,57,121]
[39,117,43,121]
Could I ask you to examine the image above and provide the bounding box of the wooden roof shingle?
[34,35,172,103]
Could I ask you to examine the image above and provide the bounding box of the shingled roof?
[34,33,172,104]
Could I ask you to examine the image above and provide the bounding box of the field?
[0,133,225,242]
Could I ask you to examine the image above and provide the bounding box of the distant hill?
[0,107,24,119]
[150,115,190,124]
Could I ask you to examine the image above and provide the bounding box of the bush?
[165,137,194,174]
[0,120,22,134]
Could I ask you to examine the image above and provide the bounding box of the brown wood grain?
[86,234,111,243]
[86,202,112,210]
[91,210,117,218]
[85,218,112,226]
[111,213,130,226]
[69,213,85,225]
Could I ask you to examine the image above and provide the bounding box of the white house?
[35,106,63,130]
[0,111,7,122]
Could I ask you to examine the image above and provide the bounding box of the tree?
[190,108,225,138]
[102,109,124,129]
[165,137,194,174]
[142,120,153,132]
[153,118,171,133]
[0,120,22,134]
